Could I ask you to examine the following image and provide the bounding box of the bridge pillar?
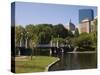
[50,40,53,56]
[49,49,52,56]
[18,49,20,56]
[54,48,57,54]
[20,39,22,47]
[61,48,64,53]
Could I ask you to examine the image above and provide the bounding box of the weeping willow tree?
[25,24,39,60]
[15,25,25,47]
[15,26,25,56]
[29,35,38,60]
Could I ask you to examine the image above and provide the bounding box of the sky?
[14,2,97,26]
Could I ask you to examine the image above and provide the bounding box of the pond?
[49,52,97,71]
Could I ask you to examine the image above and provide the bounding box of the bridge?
[37,44,74,55]
[16,44,73,56]
[16,44,74,56]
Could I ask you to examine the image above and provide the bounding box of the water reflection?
[49,53,97,71]
[77,53,97,69]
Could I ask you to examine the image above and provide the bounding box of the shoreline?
[45,58,60,71]
[67,51,96,54]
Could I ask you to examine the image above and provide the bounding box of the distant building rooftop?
[81,18,90,23]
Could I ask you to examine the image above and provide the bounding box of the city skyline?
[14,2,97,26]
[79,9,94,23]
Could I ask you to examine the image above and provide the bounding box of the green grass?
[15,56,58,73]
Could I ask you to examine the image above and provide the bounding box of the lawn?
[15,56,58,73]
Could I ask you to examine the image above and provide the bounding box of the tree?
[25,24,38,60]
[52,24,69,38]
[52,37,65,45]
[71,33,93,48]
[68,30,74,37]
[74,28,79,37]
[37,24,53,44]
[75,33,93,48]
[25,24,35,39]
[15,25,25,47]
[29,35,38,60]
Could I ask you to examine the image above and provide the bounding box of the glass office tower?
[79,9,94,23]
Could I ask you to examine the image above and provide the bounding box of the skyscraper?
[66,19,76,33]
[79,19,91,33]
[79,9,94,23]
[79,9,94,33]
[69,19,76,31]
